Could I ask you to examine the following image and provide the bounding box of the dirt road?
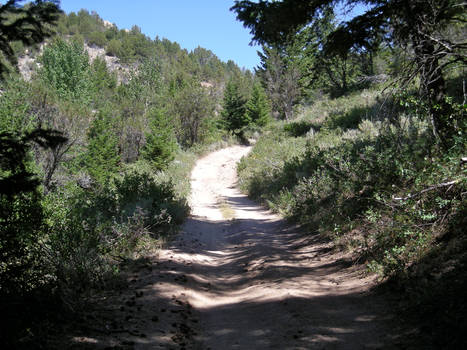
[75,145,395,349]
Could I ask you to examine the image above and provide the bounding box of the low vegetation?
[238,84,466,347]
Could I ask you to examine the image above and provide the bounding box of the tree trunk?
[341,57,348,93]
[417,39,451,147]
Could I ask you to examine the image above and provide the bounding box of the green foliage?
[0,77,34,133]
[257,46,302,120]
[142,109,178,170]
[238,84,467,346]
[43,186,110,296]
[0,2,63,319]
[126,58,163,106]
[237,123,306,207]
[189,46,225,82]
[106,38,123,57]
[239,89,465,279]
[82,109,120,184]
[234,0,466,145]
[0,187,45,295]
[0,4,258,347]
[54,7,251,90]
[221,79,250,137]
[245,82,271,127]
[87,30,107,47]
[90,56,117,94]
[0,128,65,296]
[283,120,313,137]
[42,162,189,302]
[39,38,93,103]
[0,0,61,77]
[169,77,217,148]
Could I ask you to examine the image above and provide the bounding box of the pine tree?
[84,110,120,184]
[141,109,178,170]
[245,82,271,127]
[221,79,250,138]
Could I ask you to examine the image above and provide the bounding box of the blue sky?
[59,1,367,71]
[60,1,262,70]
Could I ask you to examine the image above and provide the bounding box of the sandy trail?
[80,145,394,349]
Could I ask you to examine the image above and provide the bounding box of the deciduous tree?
[39,37,93,103]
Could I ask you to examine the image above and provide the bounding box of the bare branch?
[393,179,462,202]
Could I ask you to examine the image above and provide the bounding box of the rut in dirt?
[123,145,396,350]
[92,145,396,350]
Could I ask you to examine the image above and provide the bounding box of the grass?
[218,199,236,220]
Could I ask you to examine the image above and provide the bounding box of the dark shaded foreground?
[60,213,399,349]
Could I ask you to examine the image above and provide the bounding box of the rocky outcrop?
[17,41,129,83]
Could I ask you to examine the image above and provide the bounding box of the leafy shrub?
[110,166,187,229]
[43,187,110,301]
[42,165,188,304]
[0,78,35,133]
[0,129,65,297]
[239,89,465,282]
[283,120,313,137]
[325,106,368,130]
[106,38,123,57]
[87,30,107,47]
[0,190,45,296]
[170,78,216,148]
[238,124,306,203]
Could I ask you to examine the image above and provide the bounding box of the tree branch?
[392,179,462,201]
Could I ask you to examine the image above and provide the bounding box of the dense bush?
[42,163,188,302]
[0,187,45,295]
[87,30,107,48]
[238,86,467,347]
[283,120,313,137]
[239,90,466,278]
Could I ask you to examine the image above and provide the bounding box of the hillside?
[1,1,466,349]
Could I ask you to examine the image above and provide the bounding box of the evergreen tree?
[0,0,61,77]
[221,79,250,138]
[84,110,120,184]
[257,46,301,120]
[141,109,178,170]
[245,82,270,127]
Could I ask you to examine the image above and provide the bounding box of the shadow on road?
[66,211,394,349]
